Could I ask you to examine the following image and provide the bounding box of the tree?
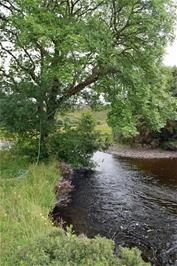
[168,65,177,97]
[113,66,177,149]
[108,64,177,137]
[0,0,176,151]
[150,66,177,150]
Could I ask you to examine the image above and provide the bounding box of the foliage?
[48,113,107,168]
[0,150,29,179]
[167,65,177,97]
[112,66,177,149]
[12,138,40,160]
[60,107,112,138]
[161,140,177,151]
[108,66,177,137]
[114,120,177,150]
[0,0,176,149]
[1,111,110,164]
[14,228,150,266]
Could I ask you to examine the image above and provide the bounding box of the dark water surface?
[56,152,177,266]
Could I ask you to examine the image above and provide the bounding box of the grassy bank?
[0,150,150,265]
[0,151,59,265]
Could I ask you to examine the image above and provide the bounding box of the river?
[54,152,177,266]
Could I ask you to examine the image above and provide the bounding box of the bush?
[113,120,177,151]
[14,228,150,266]
[161,140,177,151]
[48,113,107,168]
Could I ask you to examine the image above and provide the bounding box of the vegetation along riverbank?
[0,150,150,265]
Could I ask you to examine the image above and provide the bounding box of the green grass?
[0,151,29,179]
[0,151,59,265]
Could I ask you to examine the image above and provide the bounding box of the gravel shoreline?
[107,145,177,159]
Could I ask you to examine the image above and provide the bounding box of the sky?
[163,27,177,66]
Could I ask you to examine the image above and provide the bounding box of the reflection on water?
[55,152,177,266]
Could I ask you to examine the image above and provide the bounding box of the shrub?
[14,228,150,266]
[113,120,177,151]
[48,113,106,168]
[161,140,177,151]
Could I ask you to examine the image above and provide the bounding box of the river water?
[55,152,177,266]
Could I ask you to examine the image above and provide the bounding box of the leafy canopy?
[0,0,176,138]
[112,66,177,147]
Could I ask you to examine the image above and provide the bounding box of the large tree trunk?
[37,78,60,159]
[46,77,60,120]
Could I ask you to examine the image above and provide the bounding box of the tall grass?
[0,151,59,265]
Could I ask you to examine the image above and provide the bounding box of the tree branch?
[73,1,104,17]
[0,14,8,22]
[2,27,36,71]
[67,71,99,97]
[46,65,120,119]
[63,66,120,99]
[0,2,13,13]
[4,0,23,15]
[0,68,18,88]
[0,43,38,83]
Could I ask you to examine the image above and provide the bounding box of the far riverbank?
[107,145,177,159]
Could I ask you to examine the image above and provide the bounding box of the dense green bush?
[113,120,177,151]
[5,112,109,164]
[14,228,150,266]
[48,113,107,168]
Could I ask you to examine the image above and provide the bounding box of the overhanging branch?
[67,72,99,97]
[46,63,121,120]
[61,66,120,101]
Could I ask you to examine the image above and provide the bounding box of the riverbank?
[108,145,177,159]
[0,150,149,265]
[0,151,58,265]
